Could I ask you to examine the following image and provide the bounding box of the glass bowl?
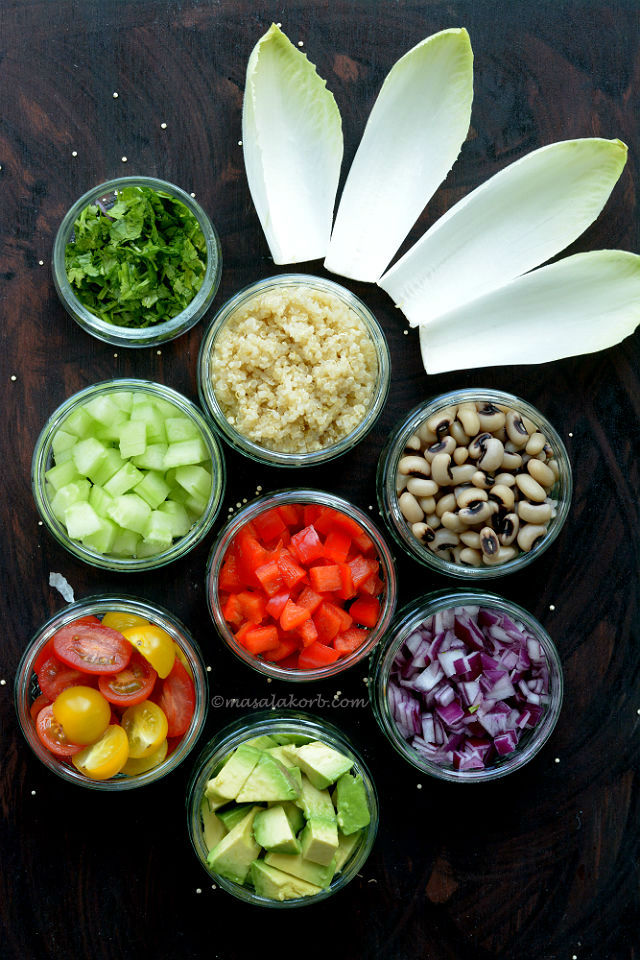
[52,176,222,348]
[377,388,572,579]
[197,274,391,467]
[369,590,563,782]
[32,378,226,571]
[186,711,378,907]
[206,489,397,681]
[15,595,209,790]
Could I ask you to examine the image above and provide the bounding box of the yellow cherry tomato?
[72,724,129,780]
[121,738,169,776]
[52,686,111,745]
[173,642,193,679]
[101,611,150,632]
[121,624,175,679]
[121,700,169,758]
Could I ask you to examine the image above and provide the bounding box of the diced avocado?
[200,798,227,852]
[205,744,262,802]
[250,861,322,901]
[334,830,363,874]
[280,800,305,835]
[204,787,230,812]
[218,803,255,832]
[335,773,371,835]
[299,817,339,866]
[297,775,337,822]
[235,754,301,803]
[287,741,353,790]
[253,805,301,854]
[271,733,312,746]
[245,734,278,750]
[266,745,299,768]
[207,807,261,884]
[264,851,336,889]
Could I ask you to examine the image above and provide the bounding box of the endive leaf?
[380,138,628,325]
[242,24,343,264]
[324,28,473,282]
[419,250,640,373]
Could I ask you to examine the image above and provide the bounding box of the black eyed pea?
[398,455,431,477]
[501,451,522,471]
[458,500,493,525]
[457,402,480,437]
[450,463,478,484]
[429,528,460,553]
[525,431,546,456]
[477,437,504,473]
[467,432,492,459]
[406,477,438,498]
[476,402,506,433]
[517,500,553,524]
[527,458,555,489]
[424,436,457,462]
[542,442,555,460]
[522,415,538,435]
[398,491,424,524]
[404,434,422,451]
[456,486,489,509]
[396,473,408,495]
[416,421,438,445]
[441,511,465,533]
[505,409,530,447]
[451,545,466,564]
[548,458,560,481]
[431,452,453,486]
[471,470,493,490]
[435,492,457,517]
[498,512,519,546]
[418,496,437,515]
[424,512,441,530]
[450,421,470,447]
[488,483,515,510]
[426,406,457,438]
[515,473,547,503]
[493,472,516,487]
[459,546,483,566]
[453,446,469,465]
[411,522,435,544]
[483,546,517,565]
[479,526,500,557]
[460,530,482,549]
[517,523,548,552]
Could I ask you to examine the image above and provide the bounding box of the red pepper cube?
[330,513,364,539]
[252,508,287,543]
[221,593,244,627]
[309,564,342,593]
[254,560,284,597]
[236,591,267,624]
[303,505,323,526]
[276,653,300,669]
[349,596,380,628]
[265,589,291,619]
[333,627,369,656]
[265,638,301,662]
[277,504,303,527]
[297,617,319,647]
[234,621,254,644]
[296,587,323,614]
[235,528,270,586]
[332,604,353,632]
[239,625,280,654]
[348,555,379,589]
[313,602,344,644]
[298,641,340,669]
[280,599,312,632]
[338,564,356,600]
[323,528,352,563]
[218,552,244,592]
[359,574,384,597]
[352,529,376,556]
[277,550,307,589]
[290,524,325,565]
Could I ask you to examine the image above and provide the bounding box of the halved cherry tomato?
[53,622,132,675]
[98,651,157,707]
[121,624,175,679]
[36,655,96,701]
[52,686,111,745]
[33,617,101,675]
[121,738,168,776]
[121,700,168,758]
[36,705,82,757]
[101,611,149,632]
[173,642,194,680]
[72,724,129,780]
[151,659,196,738]
[30,693,51,723]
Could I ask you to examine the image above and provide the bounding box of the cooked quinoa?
[210,284,378,453]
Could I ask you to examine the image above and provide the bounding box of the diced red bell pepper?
[338,564,356,600]
[221,593,244,627]
[359,574,384,597]
[309,564,342,593]
[298,642,340,669]
[303,505,322,526]
[235,527,270,585]
[349,596,380,628]
[296,587,323,614]
[348,555,379,589]
[331,513,365,539]
[333,627,369,655]
[218,552,244,592]
[290,524,325,564]
[236,591,267,624]
[252,508,287,543]
[277,550,307,589]
[352,530,375,556]
[323,528,351,563]
[254,560,283,597]
[312,507,338,535]
[297,618,319,647]
[265,589,291,619]
[239,625,280,654]
[276,653,301,669]
[332,604,353,632]
[265,638,300,662]
[234,621,254,644]
[277,504,303,527]
[280,599,311,632]
[313,602,344,644]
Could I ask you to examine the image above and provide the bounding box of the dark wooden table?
[1,2,638,958]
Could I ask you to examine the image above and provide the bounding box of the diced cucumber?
[151,397,181,418]
[87,448,125,486]
[136,538,166,558]
[52,447,74,465]
[164,438,209,469]
[64,406,97,438]
[134,471,171,509]
[82,517,118,554]
[165,417,199,443]
[144,511,174,548]
[95,421,127,443]
[64,501,103,540]
[72,437,108,477]
[88,484,115,518]
[132,443,168,471]
[157,501,192,538]
[45,460,81,492]
[51,480,91,522]
[174,465,212,500]
[83,395,128,427]
[130,403,167,444]
[110,526,141,557]
[119,420,147,459]
[104,462,145,497]
[110,391,134,412]
[106,494,152,535]
[51,429,76,458]
[166,484,190,504]
[185,492,209,517]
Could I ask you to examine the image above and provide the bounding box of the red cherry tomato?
[34,616,103,673]
[36,655,96,701]
[35,705,82,757]
[30,693,51,722]
[98,651,157,707]
[151,659,195,738]
[53,623,132,675]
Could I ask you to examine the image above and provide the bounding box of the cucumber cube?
[83,395,127,427]
[45,460,81,492]
[95,421,127,443]
[165,417,199,443]
[136,539,166,558]
[174,465,212,500]
[89,484,115,518]
[134,471,171,509]
[119,420,147,459]
[106,494,152,535]
[88,448,125,486]
[144,511,174,548]
[51,429,76,458]
[63,407,97,438]
[157,501,191,538]
[150,398,180,418]
[52,447,74,465]
[72,437,108,477]
[104,462,145,497]
[64,501,103,540]
[110,391,134,413]
[163,438,208,469]
[130,403,167,443]
[111,526,141,557]
[51,480,91,522]
[166,484,190,505]
[131,443,168,471]
[82,517,118,554]
[185,492,208,518]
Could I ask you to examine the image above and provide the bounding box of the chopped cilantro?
[65,185,207,328]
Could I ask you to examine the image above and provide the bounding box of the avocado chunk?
[287,740,353,790]
[335,773,371,835]
[200,799,227,852]
[205,744,262,802]
[204,786,230,812]
[264,851,337,889]
[250,860,322,901]
[271,733,312,746]
[297,775,337,822]
[217,803,255,832]
[266,745,299,768]
[207,806,261,884]
[334,829,362,873]
[299,817,339,865]
[245,734,278,749]
[279,800,305,835]
[235,753,301,802]
[253,805,301,854]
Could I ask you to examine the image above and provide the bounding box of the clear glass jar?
[186,711,378,907]
[377,388,572,579]
[197,274,391,467]
[370,590,563,783]
[15,595,209,790]
[52,176,222,348]
[32,378,226,571]
[206,489,397,681]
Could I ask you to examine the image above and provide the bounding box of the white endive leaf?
[419,250,640,373]
[324,28,473,282]
[242,24,343,264]
[380,138,628,325]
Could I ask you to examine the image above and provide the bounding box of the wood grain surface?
[1,2,638,958]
